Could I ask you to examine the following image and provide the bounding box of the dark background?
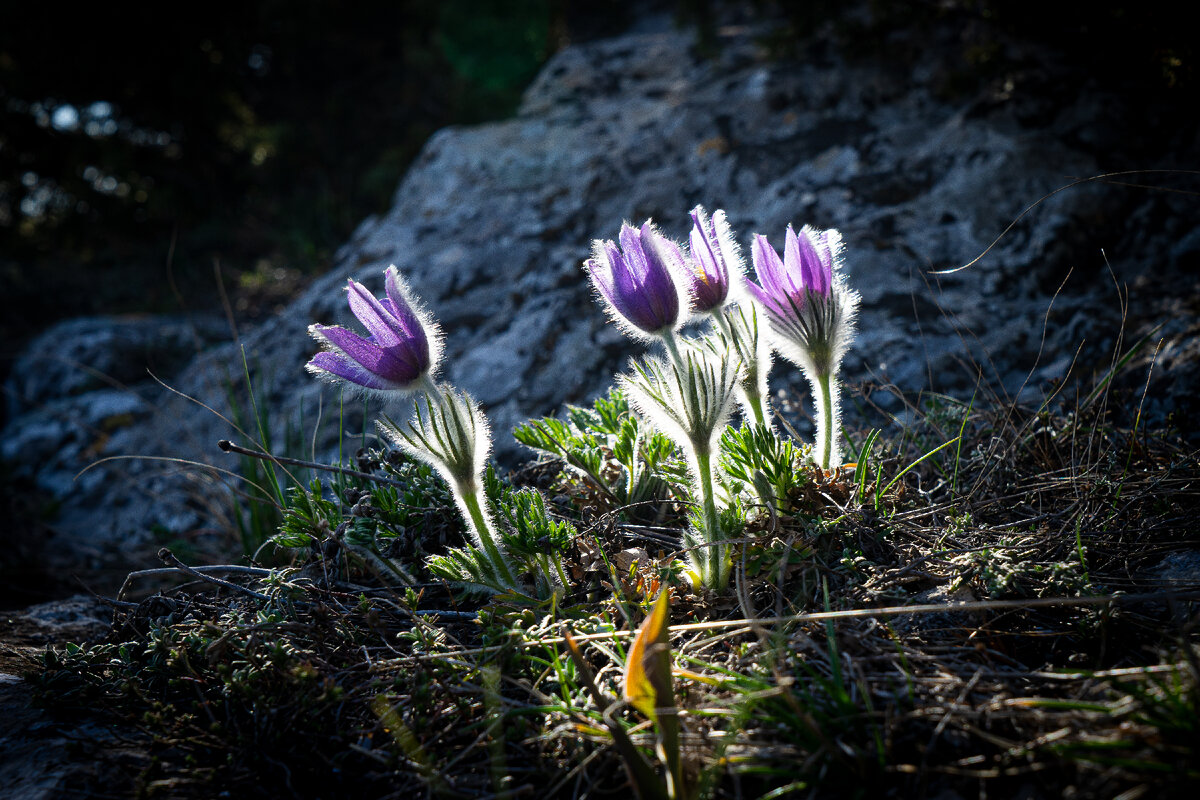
[0,0,637,381]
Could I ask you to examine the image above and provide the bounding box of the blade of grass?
[876,436,961,508]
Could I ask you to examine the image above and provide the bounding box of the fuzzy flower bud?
[307,266,441,397]
[746,225,856,378]
[584,221,689,341]
[686,206,743,314]
[747,224,860,470]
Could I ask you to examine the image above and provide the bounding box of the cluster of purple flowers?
[580,207,857,588]
[303,206,858,593]
[304,209,857,460]
[585,206,859,471]
[583,207,742,344]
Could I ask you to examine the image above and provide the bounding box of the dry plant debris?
[29,390,1200,799]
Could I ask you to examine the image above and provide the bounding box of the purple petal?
[602,240,626,275]
[307,351,393,391]
[743,279,773,312]
[584,256,618,308]
[381,268,432,371]
[687,206,733,312]
[312,324,423,387]
[608,241,660,329]
[782,225,808,295]
[752,234,785,297]
[312,324,381,365]
[590,242,653,331]
[644,222,687,275]
[689,212,719,271]
[806,226,835,296]
[346,279,406,348]
[710,209,737,269]
[618,223,650,281]
[787,225,827,297]
[638,222,682,328]
[689,224,714,275]
[383,266,426,341]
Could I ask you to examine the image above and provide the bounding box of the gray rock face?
[5,315,231,420]
[2,13,1195,569]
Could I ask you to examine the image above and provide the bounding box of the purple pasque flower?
[746,224,854,376]
[307,265,442,395]
[687,205,743,314]
[748,224,859,470]
[584,221,688,341]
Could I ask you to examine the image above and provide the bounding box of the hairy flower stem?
[415,373,439,397]
[710,310,735,345]
[458,486,518,589]
[743,376,767,428]
[692,446,729,591]
[661,331,685,370]
[813,371,836,471]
